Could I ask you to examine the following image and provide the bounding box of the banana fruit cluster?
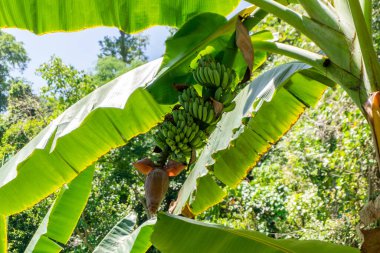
[152,55,238,164]
[178,86,216,124]
[193,55,236,90]
[154,110,206,161]
[193,55,237,113]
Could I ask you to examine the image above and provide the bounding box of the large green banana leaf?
[151,213,359,253]
[0,10,270,216]
[25,166,95,252]
[173,62,334,215]
[0,216,6,253]
[94,215,156,253]
[0,0,239,34]
[0,58,170,216]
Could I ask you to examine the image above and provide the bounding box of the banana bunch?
[179,86,216,124]
[214,87,236,112]
[193,55,236,91]
[154,110,207,161]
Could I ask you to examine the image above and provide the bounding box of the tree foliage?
[98,31,148,64]
[0,30,29,111]
[37,56,96,113]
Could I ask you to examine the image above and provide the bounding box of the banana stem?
[157,150,169,167]
[363,92,380,201]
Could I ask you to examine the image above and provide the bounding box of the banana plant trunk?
[364,92,380,201]
[356,86,380,252]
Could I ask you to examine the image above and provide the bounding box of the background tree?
[93,56,145,86]
[37,56,96,114]
[98,31,148,64]
[0,30,29,111]
[2,81,50,252]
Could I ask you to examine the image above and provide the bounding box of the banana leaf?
[94,215,156,253]
[0,216,6,253]
[151,213,359,253]
[0,0,239,34]
[25,166,95,252]
[173,62,334,215]
[0,58,170,216]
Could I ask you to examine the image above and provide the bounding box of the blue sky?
[3,1,250,92]
[4,26,170,91]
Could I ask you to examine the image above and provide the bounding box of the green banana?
[198,104,203,120]
[173,111,179,122]
[185,126,192,138]
[206,107,215,124]
[190,86,197,97]
[223,102,236,112]
[166,138,175,146]
[188,129,197,142]
[207,67,215,85]
[215,87,223,101]
[161,127,168,138]
[213,69,220,86]
[192,100,199,118]
[229,71,236,90]
[190,136,202,147]
[194,140,205,149]
[222,71,229,89]
[179,120,185,130]
[193,71,201,84]
[202,106,208,122]
[182,90,189,101]
[183,101,189,111]
[157,131,165,141]
[221,92,234,105]
[154,137,168,150]
[210,61,216,69]
[216,62,222,76]
[198,67,207,84]
[167,130,175,140]
[203,67,210,84]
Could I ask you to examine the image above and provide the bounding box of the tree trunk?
[119,30,127,63]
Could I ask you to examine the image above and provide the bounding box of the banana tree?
[0,0,373,252]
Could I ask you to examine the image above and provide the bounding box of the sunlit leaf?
[94,215,156,253]
[0,59,170,216]
[25,166,95,252]
[151,213,359,253]
[0,0,239,34]
[0,216,6,253]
